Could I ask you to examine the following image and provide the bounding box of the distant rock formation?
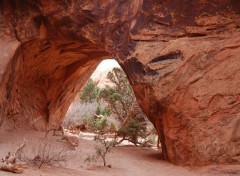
[90,59,120,87]
[0,0,239,166]
[91,69,113,88]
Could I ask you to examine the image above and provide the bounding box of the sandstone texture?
[0,0,239,166]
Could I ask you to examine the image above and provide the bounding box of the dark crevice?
[150,50,182,63]
[188,33,207,37]
[153,20,171,26]
[39,45,51,53]
[123,57,157,83]
[132,39,169,42]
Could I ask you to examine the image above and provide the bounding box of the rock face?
[0,0,240,165]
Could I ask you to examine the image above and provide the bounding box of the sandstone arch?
[0,0,240,166]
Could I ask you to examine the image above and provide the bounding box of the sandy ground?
[0,130,239,176]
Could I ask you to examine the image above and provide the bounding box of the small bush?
[82,115,108,133]
[95,104,111,117]
[85,135,116,167]
[146,134,158,146]
[20,139,69,168]
[85,116,116,167]
[117,119,148,146]
[80,78,100,103]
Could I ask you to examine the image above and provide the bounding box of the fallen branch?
[0,163,26,174]
[60,125,79,148]
[1,139,27,174]
[15,139,26,159]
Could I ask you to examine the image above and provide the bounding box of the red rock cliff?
[0,0,239,165]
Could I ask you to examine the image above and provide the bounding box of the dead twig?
[1,139,27,174]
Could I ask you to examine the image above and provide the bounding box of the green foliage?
[99,67,137,122]
[98,67,154,146]
[95,104,111,117]
[93,135,116,166]
[109,122,117,133]
[84,116,108,134]
[78,67,156,151]
[85,154,98,163]
[146,134,158,146]
[94,117,109,134]
[84,115,116,166]
[85,135,116,167]
[117,119,148,146]
[80,78,100,103]
[82,114,117,134]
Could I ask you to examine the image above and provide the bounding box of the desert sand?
[0,130,239,176]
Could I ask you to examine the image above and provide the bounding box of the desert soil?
[0,130,239,176]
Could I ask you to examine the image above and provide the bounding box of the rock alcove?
[0,0,240,166]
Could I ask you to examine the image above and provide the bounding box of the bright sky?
[95,59,120,72]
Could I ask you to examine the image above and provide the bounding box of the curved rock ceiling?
[0,0,240,165]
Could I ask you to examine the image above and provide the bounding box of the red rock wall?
[0,0,239,165]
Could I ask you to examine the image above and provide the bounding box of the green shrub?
[80,78,100,103]
[84,116,116,167]
[99,67,143,123]
[146,134,157,146]
[117,119,148,146]
[95,105,111,117]
[85,135,116,167]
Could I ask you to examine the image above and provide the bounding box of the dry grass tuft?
[19,138,69,168]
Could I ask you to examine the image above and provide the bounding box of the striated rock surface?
[0,0,239,165]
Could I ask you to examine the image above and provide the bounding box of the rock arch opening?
[63,59,158,148]
[64,59,122,126]
[0,0,239,167]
